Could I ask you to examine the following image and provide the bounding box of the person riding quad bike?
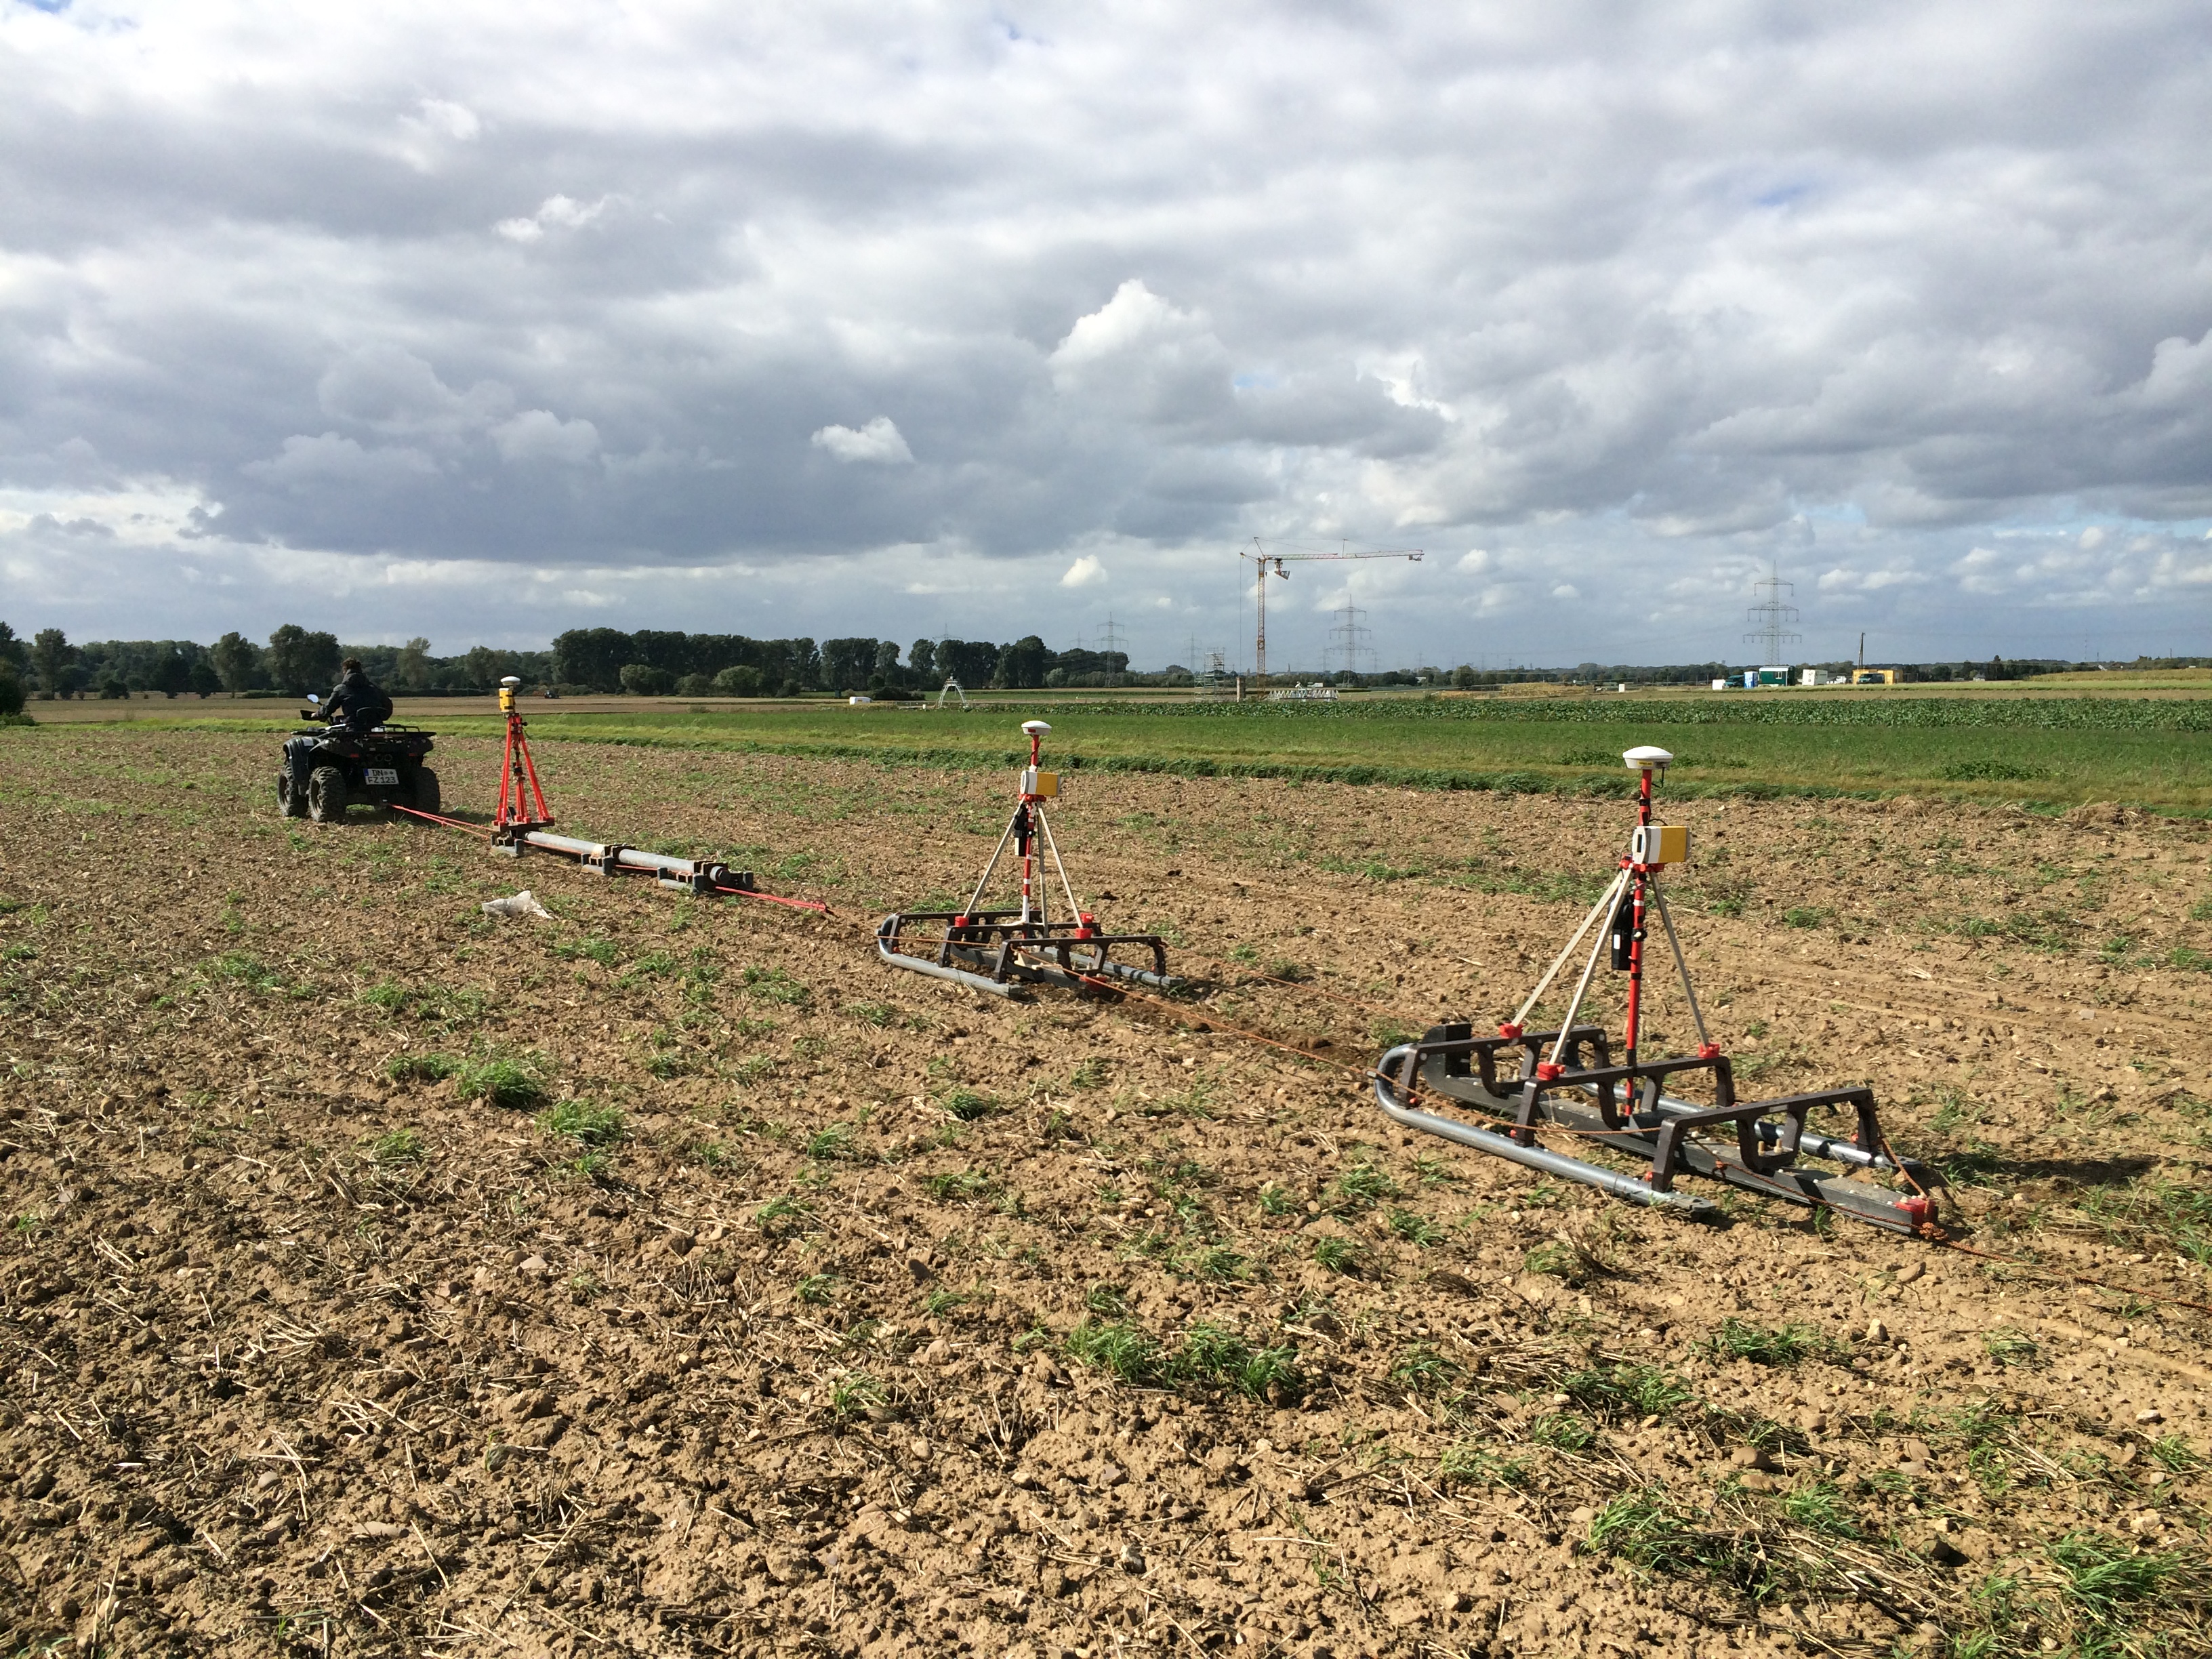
[276,659,440,823]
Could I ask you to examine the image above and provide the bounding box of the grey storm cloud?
[1,0,2208,663]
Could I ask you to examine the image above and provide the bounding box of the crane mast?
[1239,538,1423,684]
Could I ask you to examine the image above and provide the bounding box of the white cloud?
[1049,281,1234,428]
[245,433,439,487]
[810,417,914,466]
[1061,554,1106,588]
[489,411,600,465]
[496,194,612,243]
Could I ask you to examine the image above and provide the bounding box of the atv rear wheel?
[411,766,441,815]
[306,764,348,823]
[276,769,306,818]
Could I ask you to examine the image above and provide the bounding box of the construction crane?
[1240,538,1423,684]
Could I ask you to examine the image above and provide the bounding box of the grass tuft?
[1706,1317,1827,1367]
[386,1052,459,1085]
[456,1051,552,1111]
[536,1098,626,1146]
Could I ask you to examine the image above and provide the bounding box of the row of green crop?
[1057,695,2212,732]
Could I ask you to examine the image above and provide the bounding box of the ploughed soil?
[1,724,2208,1658]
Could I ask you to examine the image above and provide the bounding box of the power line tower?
[1097,615,1126,684]
[1326,603,1374,680]
[1743,562,1802,665]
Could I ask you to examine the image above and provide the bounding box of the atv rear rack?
[1374,1021,1940,1232]
[878,720,1178,998]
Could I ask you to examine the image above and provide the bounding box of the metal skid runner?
[1375,746,1940,1234]
[434,677,823,911]
[878,721,1177,998]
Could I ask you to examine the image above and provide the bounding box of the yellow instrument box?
[1631,823,1689,866]
[1021,768,1059,799]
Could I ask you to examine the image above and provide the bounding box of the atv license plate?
[364,768,401,787]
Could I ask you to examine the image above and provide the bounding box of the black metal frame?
[876,907,1176,998]
[1376,1021,1941,1233]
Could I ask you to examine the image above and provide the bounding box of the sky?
[2,0,2209,671]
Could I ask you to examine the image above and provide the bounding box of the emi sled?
[390,678,826,911]
[1374,747,1941,1235]
[877,721,1176,997]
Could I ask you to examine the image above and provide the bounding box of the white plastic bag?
[481,890,552,920]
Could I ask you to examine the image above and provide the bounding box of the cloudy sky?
[3,0,2209,670]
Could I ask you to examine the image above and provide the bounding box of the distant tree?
[152,647,193,698]
[1450,664,1478,689]
[393,637,432,689]
[211,632,262,691]
[186,660,222,697]
[994,636,1048,689]
[873,640,902,682]
[98,675,129,700]
[0,663,22,718]
[462,645,514,687]
[820,638,882,693]
[937,638,998,687]
[712,665,762,696]
[554,628,633,692]
[0,622,25,674]
[619,663,675,696]
[267,625,340,694]
[908,638,937,681]
[31,628,73,697]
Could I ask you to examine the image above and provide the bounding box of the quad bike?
[276,695,439,824]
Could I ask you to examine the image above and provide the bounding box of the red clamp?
[1497,1022,1523,1040]
[1076,912,1097,939]
[1535,1063,1563,1082]
[1697,1043,1721,1060]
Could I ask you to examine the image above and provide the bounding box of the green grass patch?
[1706,1318,1828,1367]
[1560,1362,1696,1420]
[368,1128,425,1164]
[456,1051,552,1112]
[536,1098,626,1147]
[386,1052,460,1085]
[938,1086,1000,1122]
[741,965,811,1005]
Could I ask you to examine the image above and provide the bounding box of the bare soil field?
[1,724,2208,1658]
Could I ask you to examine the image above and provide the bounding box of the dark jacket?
[327,667,393,729]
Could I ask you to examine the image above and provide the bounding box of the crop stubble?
[0,726,2208,1658]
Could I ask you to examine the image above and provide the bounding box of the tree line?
[0,623,559,705]
[548,630,1135,696]
[0,622,1143,708]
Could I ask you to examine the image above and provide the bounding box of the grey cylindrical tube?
[614,847,701,877]
[522,830,609,858]
[1374,1046,1714,1216]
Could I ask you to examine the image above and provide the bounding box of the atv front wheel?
[276,770,306,818]
[411,766,441,815]
[306,764,348,823]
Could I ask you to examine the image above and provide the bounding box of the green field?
[44,689,2206,809]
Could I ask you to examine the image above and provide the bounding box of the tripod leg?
[1547,890,1618,1068]
[1649,884,1713,1050]
[1515,868,1627,1030]
[962,811,1023,919]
